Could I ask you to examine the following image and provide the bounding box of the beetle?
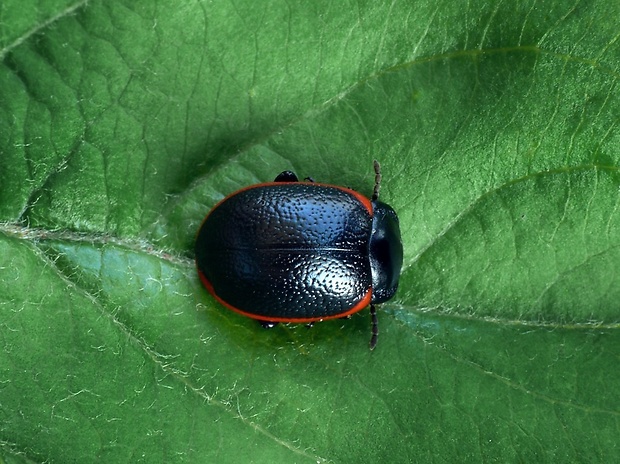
[195,160,402,349]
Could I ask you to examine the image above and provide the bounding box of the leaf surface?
[1,1,618,462]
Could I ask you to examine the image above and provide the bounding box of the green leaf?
[1,1,619,462]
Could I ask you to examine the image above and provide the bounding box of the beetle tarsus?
[260,321,278,329]
[274,171,298,182]
[369,304,378,350]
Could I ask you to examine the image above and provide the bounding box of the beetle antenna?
[369,304,378,350]
[372,160,381,201]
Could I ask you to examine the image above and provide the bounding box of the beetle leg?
[303,176,315,183]
[274,171,298,182]
[259,321,279,329]
[372,160,381,201]
[305,322,314,329]
[369,304,378,350]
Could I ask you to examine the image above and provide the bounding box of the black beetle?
[195,161,402,349]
